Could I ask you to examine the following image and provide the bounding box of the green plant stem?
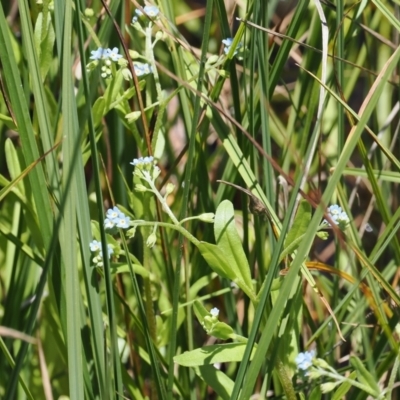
[132,220,200,245]
[276,357,297,400]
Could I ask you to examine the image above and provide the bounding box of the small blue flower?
[222,37,242,56]
[133,63,153,77]
[222,38,233,47]
[210,307,219,317]
[135,9,144,17]
[106,206,123,220]
[295,350,316,372]
[105,206,131,230]
[89,240,101,252]
[104,218,116,230]
[323,205,350,229]
[115,216,130,229]
[99,244,114,259]
[90,47,106,60]
[130,156,154,166]
[143,5,160,18]
[106,47,123,62]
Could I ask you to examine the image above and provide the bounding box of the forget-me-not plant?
[90,240,114,267]
[222,38,242,56]
[322,204,350,230]
[295,350,316,373]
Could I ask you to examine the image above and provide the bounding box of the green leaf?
[197,241,255,301]
[332,371,357,400]
[284,200,311,250]
[34,10,55,80]
[174,343,256,367]
[193,300,210,322]
[197,241,236,281]
[340,168,400,183]
[210,322,235,340]
[196,365,233,400]
[0,112,16,129]
[92,96,105,128]
[214,200,253,290]
[350,355,380,396]
[309,385,322,400]
[110,263,150,278]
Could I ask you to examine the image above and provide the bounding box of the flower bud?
[316,231,329,240]
[152,166,161,180]
[84,8,94,17]
[127,226,136,239]
[146,232,157,248]
[135,183,148,192]
[320,382,340,393]
[198,213,215,223]
[125,111,142,122]
[314,358,331,370]
[165,183,175,196]
[155,31,164,42]
[129,50,141,59]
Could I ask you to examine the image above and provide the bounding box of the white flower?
[210,307,219,317]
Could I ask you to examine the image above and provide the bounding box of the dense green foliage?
[0,0,399,399]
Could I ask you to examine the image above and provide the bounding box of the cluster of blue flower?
[133,63,153,77]
[222,38,242,56]
[323,204,350,229]
[295,350,315,374]
[89,206,131,266]
[104,206,131,230]
[131,5,160,24]
[130,156,154,167]
[89,240,113,259]
[89,47,123,62]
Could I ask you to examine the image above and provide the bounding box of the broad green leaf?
[197,241,255,301]
[174,343,256,367]
[214,200,253,289]
[197,241,236,281]
[196,365,233,400]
